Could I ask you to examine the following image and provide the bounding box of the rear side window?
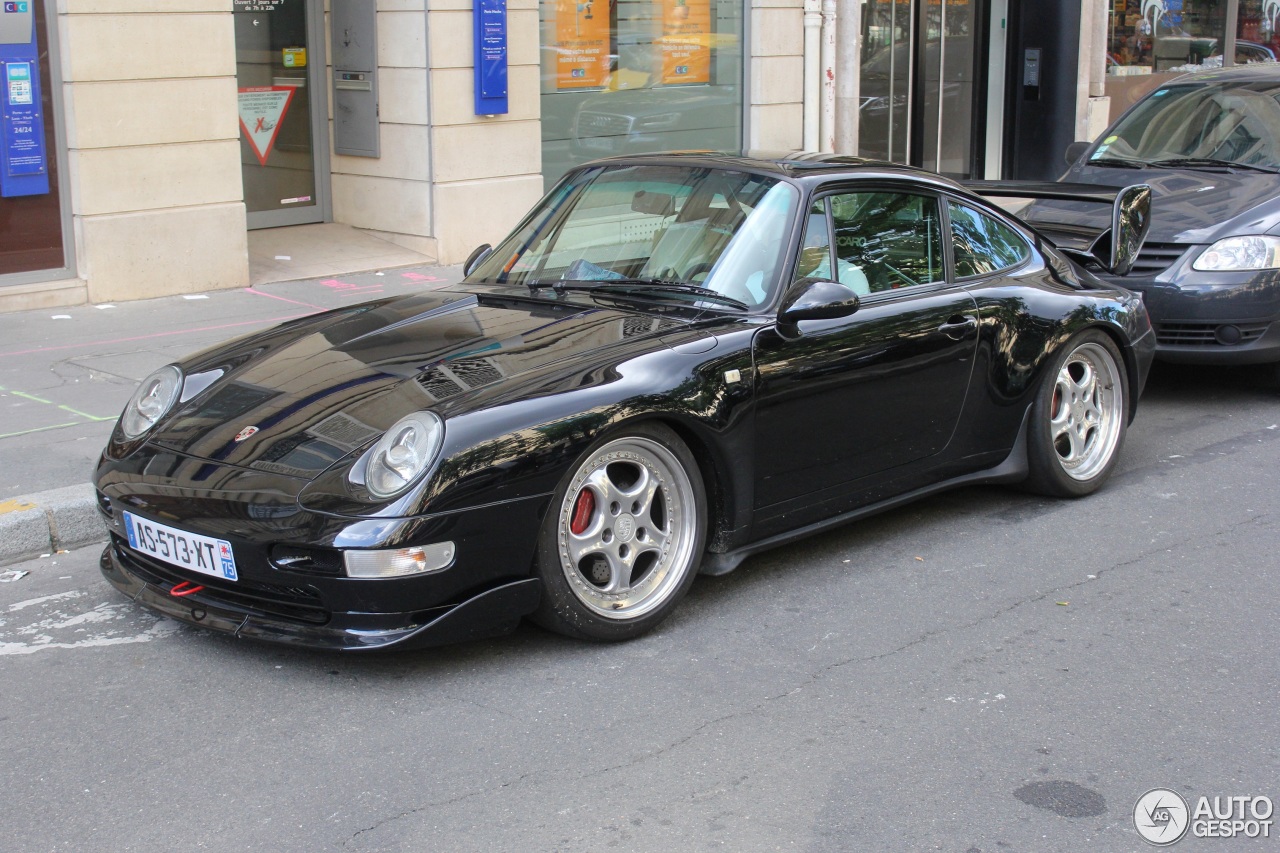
[948,202,1030,278]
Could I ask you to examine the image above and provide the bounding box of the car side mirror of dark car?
[778,278,861,329]
[1064,140,1091,166]
[463,243,494,277]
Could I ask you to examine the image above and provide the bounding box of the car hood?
[1023,165,1280,243]
[146,288,691,478]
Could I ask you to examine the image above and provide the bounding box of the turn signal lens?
[343,543,455,578]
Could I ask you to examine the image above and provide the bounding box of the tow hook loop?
[170,581,205,597]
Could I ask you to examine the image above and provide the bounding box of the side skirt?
[698,405,1032,577]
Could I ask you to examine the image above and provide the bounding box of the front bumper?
[95,449,550,651]
[101,541,540,651]
[1106,264,1280,365]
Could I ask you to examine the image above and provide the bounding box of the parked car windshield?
[1091,80,1280,169]
[469,164,799,309]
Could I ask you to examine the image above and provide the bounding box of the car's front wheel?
[532,423,705,641]
[1024,330,1128,497]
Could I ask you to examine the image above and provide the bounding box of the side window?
[948,202,1031,278]
[828,192,943,293]
[794,200,833,283]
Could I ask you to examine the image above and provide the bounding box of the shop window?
[0,0,65,278]
[538,0,745,189]
[1107,1,1231,76]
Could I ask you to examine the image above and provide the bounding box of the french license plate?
[122,511,238,581]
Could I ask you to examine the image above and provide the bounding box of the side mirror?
[1064,140,1091,166]
[463,243,493,277]
[1105,183,1152,277]
[778,278,861,326]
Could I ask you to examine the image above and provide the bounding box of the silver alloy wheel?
[555,435,698,620]
[1048,341,1124,481]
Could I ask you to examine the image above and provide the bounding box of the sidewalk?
[0,262,463,566]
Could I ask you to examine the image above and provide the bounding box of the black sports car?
[94,153,1155,651]
[1024,65,1280,375]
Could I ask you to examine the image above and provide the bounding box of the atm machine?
[0,1,49,198]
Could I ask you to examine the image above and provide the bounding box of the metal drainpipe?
[803,0,822,151]
[820,0,838,152]
[834,0,860,154]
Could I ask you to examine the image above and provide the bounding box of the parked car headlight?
[1192,235,1280,271]
[120,365,182,439]
[362,412,445,499]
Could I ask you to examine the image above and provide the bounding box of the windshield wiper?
[528,278,750,310]
[1147,157,1279,174]
[1088,156,1147,169]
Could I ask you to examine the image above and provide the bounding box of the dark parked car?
[95,153,1154,651]
[1023,65,1280,377]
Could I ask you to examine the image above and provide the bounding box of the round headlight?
[1192,235,1280,271]
[364,412,445,499]
[120,365,182,439]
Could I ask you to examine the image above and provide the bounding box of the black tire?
[531,422,706,641]
[1023,329,1129,498]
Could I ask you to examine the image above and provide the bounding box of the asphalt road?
[1,362,1276,853]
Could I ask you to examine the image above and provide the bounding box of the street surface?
[0,362,1276,852]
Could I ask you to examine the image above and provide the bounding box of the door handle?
[938,315,978,339]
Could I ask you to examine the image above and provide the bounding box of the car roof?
[1158,63,1280,84]
[581,149,970,190]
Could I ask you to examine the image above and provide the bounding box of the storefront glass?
[1106,1,1229,74]
[539,0,745,189]
[0,0,65,278]
[859,0,981,179]
[1237,0,1280,61]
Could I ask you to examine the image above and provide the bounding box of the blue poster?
[0,10,49,198]
[473,0,508,115]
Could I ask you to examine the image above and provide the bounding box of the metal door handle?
[938,315,978,339]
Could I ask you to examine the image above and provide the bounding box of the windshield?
[468,164,799,309]
[1092,81,1280,169]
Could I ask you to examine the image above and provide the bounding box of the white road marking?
[0,592,182,655]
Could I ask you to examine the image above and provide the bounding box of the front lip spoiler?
[100,545,541,652]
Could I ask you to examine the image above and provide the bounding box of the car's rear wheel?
[532,423,705,641]
[1024,330,1128,497]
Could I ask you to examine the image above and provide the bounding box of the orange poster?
[555,0,611,89]
[659,0,711,85]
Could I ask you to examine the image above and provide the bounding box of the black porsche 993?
[94,153,1156,651]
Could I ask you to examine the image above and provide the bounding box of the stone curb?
[0,484,105,567]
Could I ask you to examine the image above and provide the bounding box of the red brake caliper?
[570,488,595,535]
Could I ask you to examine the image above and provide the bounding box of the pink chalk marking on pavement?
[242,287,326,310]
[0,314,311,359]
[401,272,446,282]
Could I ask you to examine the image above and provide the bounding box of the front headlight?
[362,412,445,499]
[1192,235,1280,271]
[120,365,182,439]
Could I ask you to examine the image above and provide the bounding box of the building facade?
[0,0,1184,310]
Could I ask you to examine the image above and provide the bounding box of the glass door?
[919,0,976,177]
[859,0,984,179]
[858,0,914,163]
[233,0,329,228]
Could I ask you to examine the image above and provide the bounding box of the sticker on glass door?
[237,86,297,166]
